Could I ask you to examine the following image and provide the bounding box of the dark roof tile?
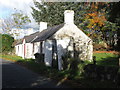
[32,24,64,42]
[16,23,64,44]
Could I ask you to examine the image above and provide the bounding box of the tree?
[107,2,120,50]
[0,34,14,53]
[2,9,31,39]
[81,2,119,47]
[31,1,119,50]
[82,3,109,41]
[31,2,110,35]
[31,1,90,28]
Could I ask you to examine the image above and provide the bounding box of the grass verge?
[93,52,119,66]
[1,52,119,88]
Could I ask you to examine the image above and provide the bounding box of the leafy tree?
[108,2,120,26]
[82,3,109,41]
[31,2,109,35]
[2,9,31,39]
[31,1,90,28]
[0,34,14,53]
[107,2,120,50]
[82,2,119,48]
[31,1,119,50]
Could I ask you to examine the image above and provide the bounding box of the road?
[1,59,68,88]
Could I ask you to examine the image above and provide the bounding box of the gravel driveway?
[2,59,68,88]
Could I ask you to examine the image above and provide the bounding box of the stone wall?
[84,64,119,82]
[74,39,93,61]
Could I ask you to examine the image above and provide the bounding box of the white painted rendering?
[15,44,23,58]
[33,42,40,54]
[22,39,26,59]
[64,10,74,24]
[15,40,46,59]
[54,24,90,41]
[15,39,34,59]
[54,21,93,61]
[44,40,53,66]
[15,10,93,71]
[25,43,33,59]
[57,38,71,70]
[39,22,47,32]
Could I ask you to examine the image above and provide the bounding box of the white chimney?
[64,10,74,24]
[39,22,47,32]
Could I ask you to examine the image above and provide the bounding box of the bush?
[84,64,119,82]
[93,42,109,51]
[1,34,14,53]
[62,52,88,79]
[34,53,44,63]
[62,52,72,70]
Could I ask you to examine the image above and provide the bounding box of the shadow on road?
[2,59,68,88]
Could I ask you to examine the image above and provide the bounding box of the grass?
[0,54,23,61]
[0,54,63,79]
[93,53,119,66]
[1,52,119,88]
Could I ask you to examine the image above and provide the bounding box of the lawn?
[0,54,23,61]
[0,52,119,88]
[93,52,119,66]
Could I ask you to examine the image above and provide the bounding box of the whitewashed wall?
[44,40,53,66]
[15,40,43,59]
[56,38,71,70]
[25,43,33,59]
[15,45,18,55]
[54,23,93,61]
[15,44,23,58]
[34,42,40,54]
[54,24,90,41]
[15,21,93,71]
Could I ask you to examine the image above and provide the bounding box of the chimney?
[64,10,74,24]
[39,22,47,32]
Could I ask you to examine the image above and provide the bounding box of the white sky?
[0,0,41,29]
[0,0,33,18]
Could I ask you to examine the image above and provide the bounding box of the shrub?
[1,34,14,53]
[93,42,109,51]
[34,53,44,63]
[62,52,88,79]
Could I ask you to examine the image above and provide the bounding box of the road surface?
[1,59,68,88]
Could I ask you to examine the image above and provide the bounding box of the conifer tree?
[31,1,90,28]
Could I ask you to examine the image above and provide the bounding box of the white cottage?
[15,10,93,70]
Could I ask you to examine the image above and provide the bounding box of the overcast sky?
[0,0,41,29]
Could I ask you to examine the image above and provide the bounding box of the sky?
[0,0,40,29]
[0,0,33,18]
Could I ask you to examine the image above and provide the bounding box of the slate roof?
[15,39,23,45]
[32,24,64,43]
[16,31,39,45]
[16,24,64,45]
[24,31,40,43]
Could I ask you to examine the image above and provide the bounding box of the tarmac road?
[1,59,67,88]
